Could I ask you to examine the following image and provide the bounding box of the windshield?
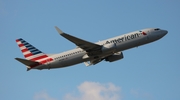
[154,28,160,31]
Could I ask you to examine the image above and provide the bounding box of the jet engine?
[105,52,124,62]
[101,43,117,53]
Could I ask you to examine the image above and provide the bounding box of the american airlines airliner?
[15,27,168,71]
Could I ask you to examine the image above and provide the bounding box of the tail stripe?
[32,51,42,55]
[26,45,34,48]
[29,49,37,52]
[23,51,31,55]
[23,42,29,46]
[18,44,24,47]
[25,53,45,60]
[31,55,48,61]
[24,53,33,58]
[21,48,28,52]
[20,46,26,50]
[29,49,42,53]
[24,45,43,55]
[16,39,20,42]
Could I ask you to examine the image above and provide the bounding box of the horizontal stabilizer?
[15,58,40,67]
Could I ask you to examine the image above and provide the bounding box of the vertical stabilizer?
[15,38,49,62]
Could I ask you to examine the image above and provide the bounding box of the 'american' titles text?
[105,32,145,44]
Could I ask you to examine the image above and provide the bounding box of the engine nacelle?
[101,43,117,53]
[105,52,124,62]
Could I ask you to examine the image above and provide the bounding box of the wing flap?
[84,58,102,66]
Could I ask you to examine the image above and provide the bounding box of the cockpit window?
[154,28,160,31]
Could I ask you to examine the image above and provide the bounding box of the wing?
[55,26,102,56]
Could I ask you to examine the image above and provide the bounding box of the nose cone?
[160,30,168,37]
[163,30,168,35]
[149,28,168,41]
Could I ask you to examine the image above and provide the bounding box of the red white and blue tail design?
[16,38,49,62]
[15,38,54,71]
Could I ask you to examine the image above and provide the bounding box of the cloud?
[130,89,140,97]
[34,91,57,100]
[64,81,122,100]
[130,89,153,100]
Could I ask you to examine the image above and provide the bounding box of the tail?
[15,38,52,70]
[16,38,48,61]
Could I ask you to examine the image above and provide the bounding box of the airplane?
[15,27,168,71]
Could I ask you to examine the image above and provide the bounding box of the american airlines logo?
[105,31,147,44]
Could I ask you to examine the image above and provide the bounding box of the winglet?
[55,26,64,35]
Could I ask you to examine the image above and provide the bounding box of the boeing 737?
[15,27,168,71]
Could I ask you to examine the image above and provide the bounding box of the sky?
[1,0,180,100]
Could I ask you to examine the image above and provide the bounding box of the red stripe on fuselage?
[29,58,53,69]
[30,62,42,68]
[40,58,53,64]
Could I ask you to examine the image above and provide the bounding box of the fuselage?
[34,28,168,70]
